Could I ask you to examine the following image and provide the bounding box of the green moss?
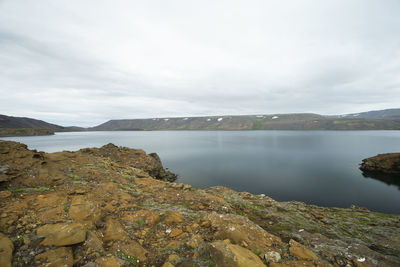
[116,250,140,267]
[68,174,82,180]
[10,186,51,193]
[63,200,71,213]
[267,223,293,233]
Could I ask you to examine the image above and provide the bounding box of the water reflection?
[362,171,400,190]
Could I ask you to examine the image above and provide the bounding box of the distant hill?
[91,112,400,131]
[341,108,400,120]
[0,114,83,132]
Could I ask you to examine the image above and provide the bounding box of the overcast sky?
[0,0,399,126]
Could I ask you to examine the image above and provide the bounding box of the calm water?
[2,131,400,214]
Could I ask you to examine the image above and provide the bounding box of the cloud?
[0,0,399,126]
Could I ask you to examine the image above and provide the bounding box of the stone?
[186,234,204,249]
[69,195,101,222]
[103,218,128,242]
[34,193,67,210]
[111,241,148,262]
[84,231,104,252]
[164,211,183,225]
[169,228,183,238]
[35,247,73,267]
[95,256,125,267]
[121,209,159,228]
[264,251,281,263]
[0,233,13,267]
[162,262,174,267]
[289,239,318,261]
[37,223,87,246]
[37,206,66,223]
[168,254,180,263]
[208,240,266,267]
[206,212,281,252]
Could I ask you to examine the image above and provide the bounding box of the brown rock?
[34,193,67,210]
[0,233,13,267]
[162,262,174,267]
[69,195,101,222]
[95,256,125,267]
[169,228,183,238]
[111,241,148,262]
[121,209,159,228]
[37,223,86,246]
[37,206,66,223]
[35,247,73,267]
[84,231,104,252]
[103,218,128,242]
[186,234,204,249]
[206,212,281,252]
[164,211,183,225]
[289,239,318,261]
[208,240,266,267]
[168,254,180,263]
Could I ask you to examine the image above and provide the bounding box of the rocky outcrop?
[360,153,400,175]
[0,141,399,266]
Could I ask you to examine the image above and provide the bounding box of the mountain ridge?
[1,108,400,132]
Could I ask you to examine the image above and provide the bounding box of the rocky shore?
[0,141,399,267]
[360,153,400,175]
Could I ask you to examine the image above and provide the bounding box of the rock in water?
[360,153,400,175]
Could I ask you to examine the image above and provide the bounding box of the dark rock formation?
[360,153,400,175]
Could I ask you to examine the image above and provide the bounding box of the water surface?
[2,130,400,213]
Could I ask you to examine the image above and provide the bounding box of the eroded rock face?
[360,153,400,175]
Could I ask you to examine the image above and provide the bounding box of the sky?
[0,0,399,127]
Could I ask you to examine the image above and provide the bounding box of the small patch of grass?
[116,249,140,267]
[10,186,51,193]
[73,180,88,185]
[68,174,82,180]
[63,200,71,213]
[138,216,145,228]
[253,249,262,256]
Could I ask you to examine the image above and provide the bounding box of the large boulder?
[207,240,266,267]
[37,223,87,246]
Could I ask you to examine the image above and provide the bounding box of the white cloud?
[0,0,399,126]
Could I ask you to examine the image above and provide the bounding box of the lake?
[2,130,400,214]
